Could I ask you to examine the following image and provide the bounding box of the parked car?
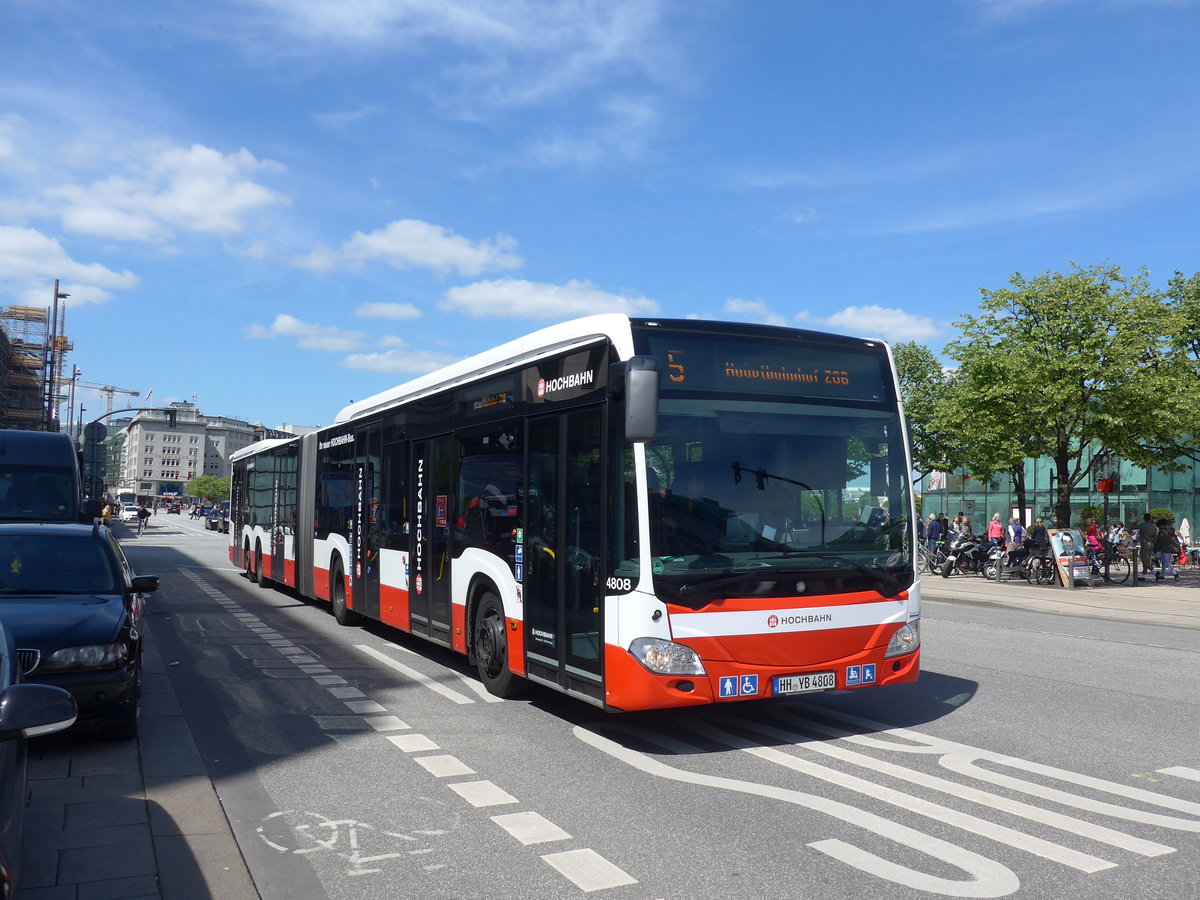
[167,503,181,514]
[0,618,77,897]
[0,521,159,739]
[206,501,230,534]
[119,505,140,523]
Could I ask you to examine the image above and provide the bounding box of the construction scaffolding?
[0,305,50,430]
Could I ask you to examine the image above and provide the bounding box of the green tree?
[944,263,1197,527]
[185,475,230,500]
[892,341,956,478]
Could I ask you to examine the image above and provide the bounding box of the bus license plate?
[773,672,836,695]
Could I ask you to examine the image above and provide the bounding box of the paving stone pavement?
[17,625,257,900]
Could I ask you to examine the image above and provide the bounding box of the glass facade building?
[921,448,1200,529]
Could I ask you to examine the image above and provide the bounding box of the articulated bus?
[229,314,920,711]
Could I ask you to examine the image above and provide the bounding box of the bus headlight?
[885,621,920,658]
[628,637,706,676]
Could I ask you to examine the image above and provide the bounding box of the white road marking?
[327,686,366,699]
[345,700,388,714]
[541,848,637,893]
[690,719,1116,873]
[312,675,347,686]
[491,811,571,845]
[413,755,476,778]
[355,644,475,705]
[1159,767,1200,782]
[388,734,440,753]
[447,780,518,808]
[363,716,410,732]
[446,668,506,703]
[576,725,1019,899]
[751,714,1172,858]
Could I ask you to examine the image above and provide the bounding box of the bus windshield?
[640,397,912,602]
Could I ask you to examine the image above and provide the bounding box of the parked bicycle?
[1088,541,1131,584]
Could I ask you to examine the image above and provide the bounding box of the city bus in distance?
[229,314,920,711]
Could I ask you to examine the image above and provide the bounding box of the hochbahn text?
[229,314,920,710]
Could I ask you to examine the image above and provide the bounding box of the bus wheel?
[330,562,361,626]
[473,593,525,699]
[257,543,273,589]
[244,542,257,583]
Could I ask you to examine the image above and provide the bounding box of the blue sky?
[2,0,1197,429]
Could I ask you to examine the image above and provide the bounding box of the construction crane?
[75,381,140,414]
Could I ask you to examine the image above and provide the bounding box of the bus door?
[354,428,382,620]
[525,407,605,704]
[410,435,457,645]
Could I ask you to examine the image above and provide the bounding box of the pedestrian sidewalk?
[18,624,257,900]
[920,566,1200,630]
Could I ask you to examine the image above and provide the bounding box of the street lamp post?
[44,280,69,431]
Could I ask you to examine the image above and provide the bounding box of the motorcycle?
[984,539,1036,581]
[940,530,989,577]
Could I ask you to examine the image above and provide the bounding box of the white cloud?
[805,305,943,343]
[342,348,461,373]
[241,0,675,113]
[298,219,522,277]
[440,278,659,319]
[0,226,139,302]
[355,301,423,320]
[245,314,368,351]
[721,298,788,327]
[45,143,289,243]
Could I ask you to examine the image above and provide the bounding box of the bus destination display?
[644,333,889,402]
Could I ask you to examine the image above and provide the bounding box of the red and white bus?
[230,314,920,710]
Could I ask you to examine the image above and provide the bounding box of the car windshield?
[633,397,913,598]
[0,535,120,595]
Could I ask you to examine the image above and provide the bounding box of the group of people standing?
[921,511,1049,552]
[920,509,1186,582]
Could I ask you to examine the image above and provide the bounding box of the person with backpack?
[1007,517,1026,545]
[1154,519,1181,582]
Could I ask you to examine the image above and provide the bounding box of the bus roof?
[230,437,296,463]
[333,313,638,425]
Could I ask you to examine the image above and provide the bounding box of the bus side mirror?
[613,356,660,443]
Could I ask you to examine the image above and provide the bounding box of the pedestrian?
[1007,516,1026,545]
[916,513,927,544]
[1134,513,1158,580]
[1154,519,1180,581]
[986,513,1004,548]
[926,513,943,551]
[136,503,151,535]
[1029,516,1050,554]
[101,502,112,525]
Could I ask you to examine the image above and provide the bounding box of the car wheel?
[473,592,527,698]
[104,660,141,741]
[330,561,361,626]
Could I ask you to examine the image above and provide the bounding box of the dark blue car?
[0,521,158,740]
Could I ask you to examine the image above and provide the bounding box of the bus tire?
[257,543,273,589]
[330,561,361,626]
[473,592,526,699]
[244,541,257,583]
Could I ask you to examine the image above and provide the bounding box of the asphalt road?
[120,514,1200,900]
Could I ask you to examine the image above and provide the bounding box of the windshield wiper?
[750,551,903,598]
[677,568,774,599]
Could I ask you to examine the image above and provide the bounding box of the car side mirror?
[0,684,77,740]
[132,575,160,593]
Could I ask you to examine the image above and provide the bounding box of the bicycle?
[1029,551,1057,585]
[919,540,948,575]
[1089,542,1131,584]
